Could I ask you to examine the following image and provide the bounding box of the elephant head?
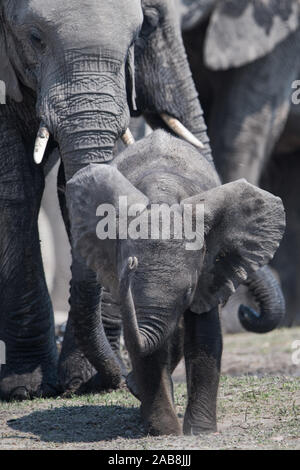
[0,0,211,182]
[179,0,300,69]
[66,132,286,360]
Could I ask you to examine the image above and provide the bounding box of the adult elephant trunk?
[39,51,130,182]
[238,266,286,333]
[68,258,122,389]
[38,52,130,384]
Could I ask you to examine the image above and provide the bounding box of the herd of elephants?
[0,0,300,436]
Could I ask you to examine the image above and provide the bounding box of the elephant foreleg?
[130,344,182,436]
[0,114,58,400]
[183,307,222,435]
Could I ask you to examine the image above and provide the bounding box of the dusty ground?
[0,328,299,450]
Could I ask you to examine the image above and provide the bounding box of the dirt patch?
[0,328,299,450]
[173,327,300,382]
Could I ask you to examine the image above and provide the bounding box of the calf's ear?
[181,179,285,314]
[66,164,149,280]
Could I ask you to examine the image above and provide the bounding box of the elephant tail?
[238,266,285,333]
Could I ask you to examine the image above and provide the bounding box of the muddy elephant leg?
[183,307,222,435]
[57,163,96,393]
[57,164,125,393]
[0,118,58,400]
[130,345,181,436]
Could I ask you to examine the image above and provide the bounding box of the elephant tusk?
[34,124,50,164]
[121,128,135,146]
[160,113,204,149]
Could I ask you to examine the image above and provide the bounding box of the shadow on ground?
[7,405,145,443]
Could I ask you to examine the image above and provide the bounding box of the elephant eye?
[30,30,46,51]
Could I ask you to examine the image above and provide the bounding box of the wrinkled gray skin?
[181,0,300,182]
[67,131,285,436]
[179,0,300,326]
[0,0,211,400]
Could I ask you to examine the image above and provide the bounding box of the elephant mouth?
[33,115,204,165]
[33,123,135,165]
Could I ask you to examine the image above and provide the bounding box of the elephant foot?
[127,371,181,436]
[141,406,182,436]
[59,313,126,396]
[59,348,99,396]
[59,342,124,397]
[0,360,58,401]
[140,401,182,436]
[58,313,97,395]
[183,407,217,435]
[59,336,125,396]
[61,365,126,398]
[62,373,125,397]
[60,351,126,396]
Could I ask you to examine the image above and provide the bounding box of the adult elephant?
[178,0,300,328]
[0,0,211,400]
[260,100,300,325]
[179,0,300,184]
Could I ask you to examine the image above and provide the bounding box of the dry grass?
[0,328,299,450]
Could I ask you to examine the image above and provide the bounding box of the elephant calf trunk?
[238,265,285,333]
[120,257,171,357]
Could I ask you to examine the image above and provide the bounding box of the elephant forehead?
[134,172,203,205]
[113,131,220,195]
[132,266,191,305]
[13,0,143,52]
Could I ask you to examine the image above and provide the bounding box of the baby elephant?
[67,131,285,436]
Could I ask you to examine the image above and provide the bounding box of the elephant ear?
[204,0,299,70]
[66,164,149,286]
[182,179,285,314]
[0,19,23,102]
[178,0,216,32]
